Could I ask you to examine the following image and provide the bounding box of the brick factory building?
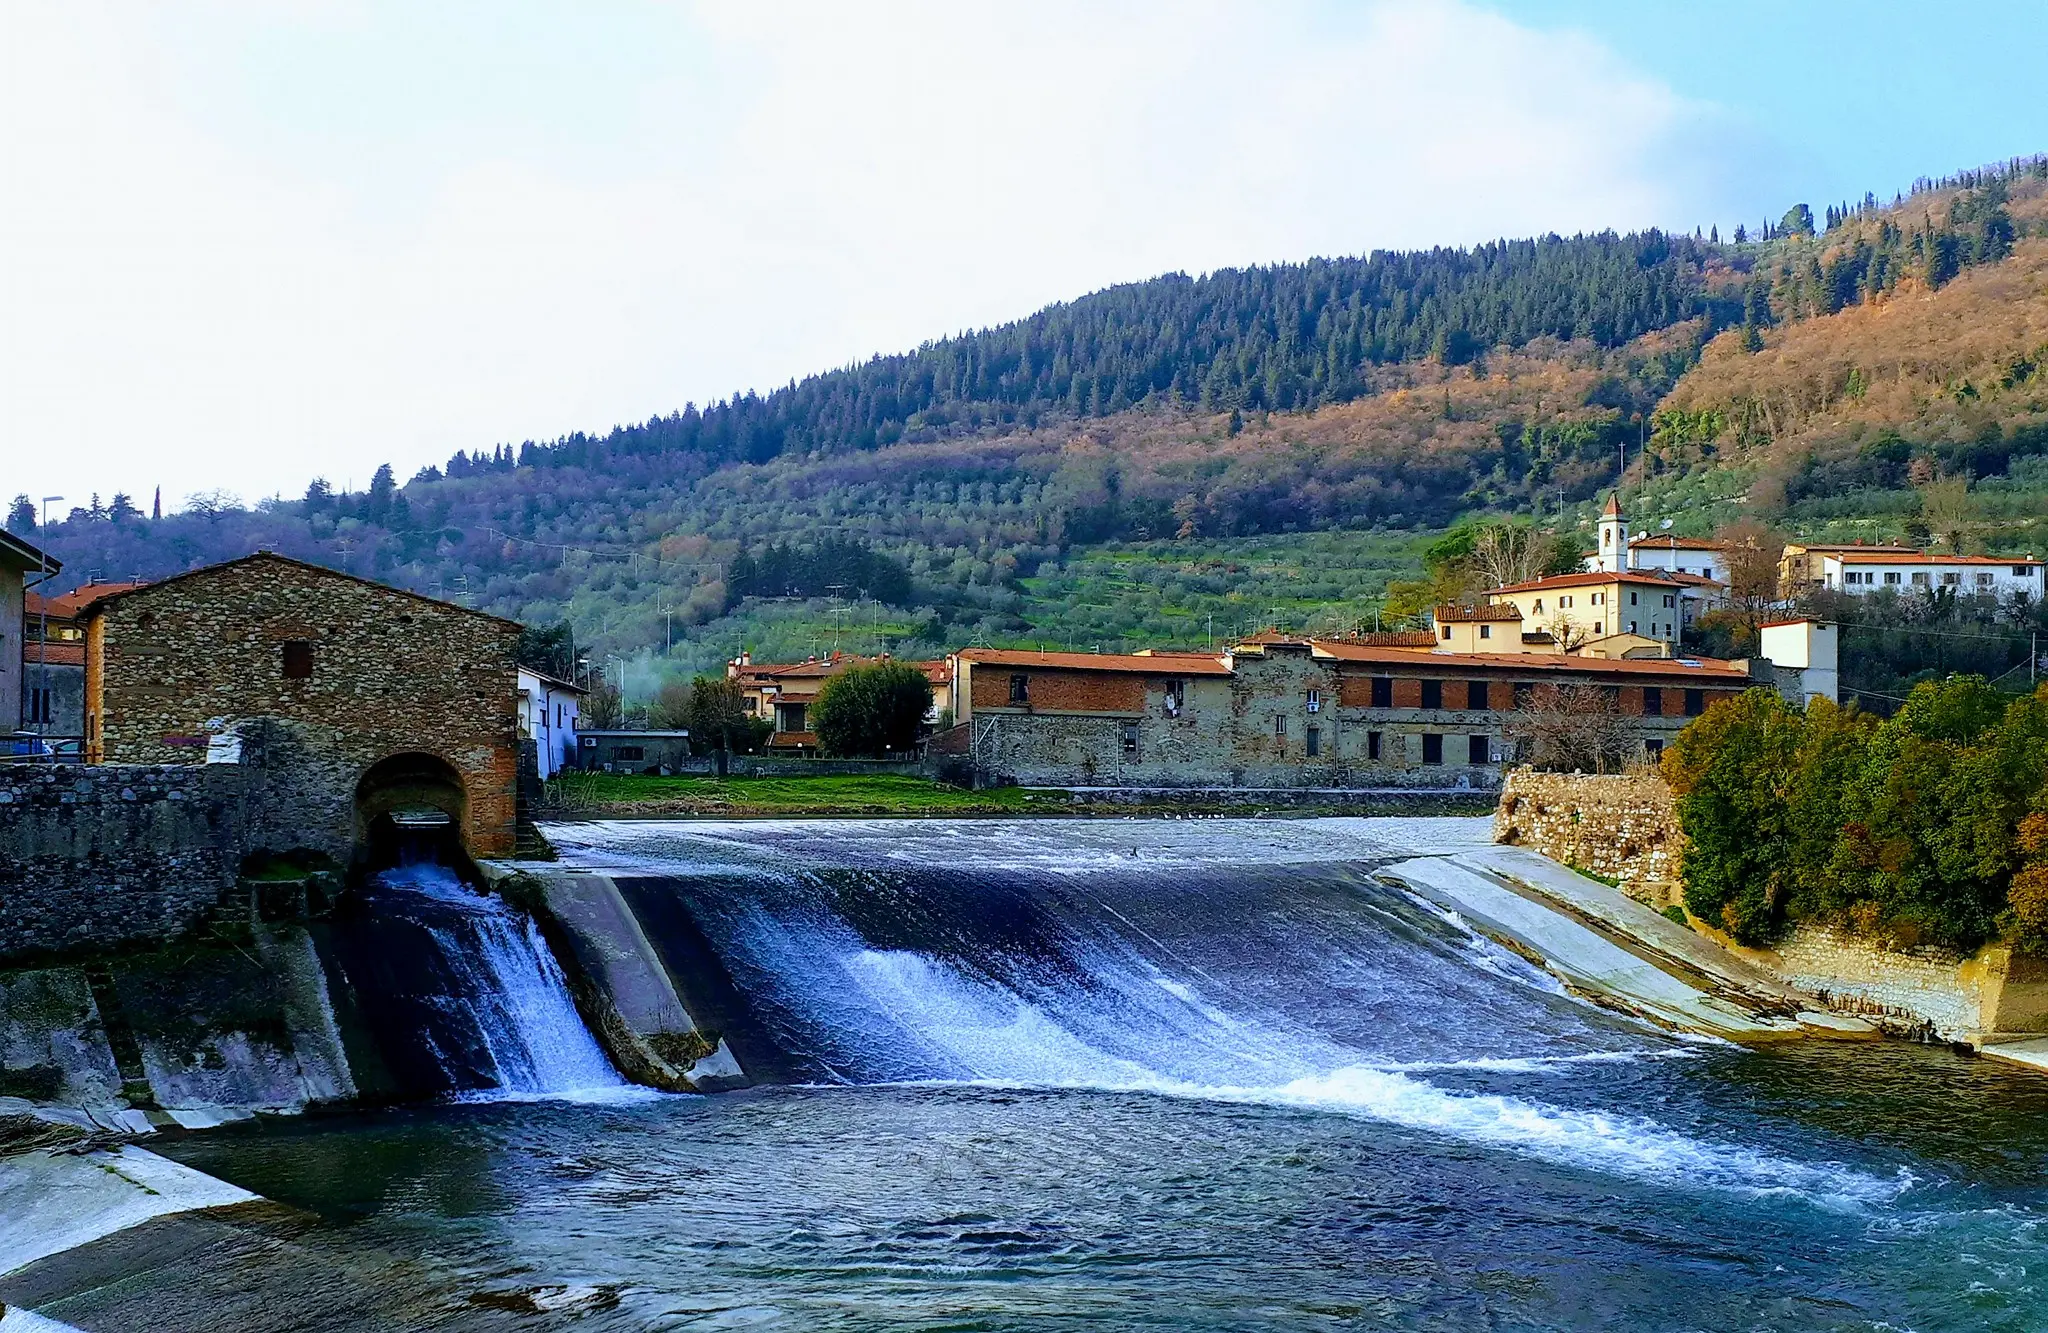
[942,636,1772,789]
[82,553,523,860]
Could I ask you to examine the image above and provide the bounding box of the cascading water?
[329,861,625,1101]
[559,819,1901,1204]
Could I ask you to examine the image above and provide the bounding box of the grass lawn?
[542,772,1043,818]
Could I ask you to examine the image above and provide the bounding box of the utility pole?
[33,496,62,754]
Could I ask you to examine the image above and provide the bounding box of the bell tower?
[1595,492,1628,573]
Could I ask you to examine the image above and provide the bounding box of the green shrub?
[812,662,934,758]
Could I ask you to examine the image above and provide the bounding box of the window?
[1591,592,1603,606]
[1978,572,1997,588]
[1421,679,1443,709]
[615,746,645,761]
[1440,624,1453,641]
[1421,733,1443,764]
[1561,595,1573,608]
[1009,674,1029,705]
[281,639,313,679]
[1642,687,1663,716]
[2016,566,2035,577]
[1532,598,1545,614]
[1645,738,1664,759]
[1884,571,1902,585]
[1629,591,1639,606]
[1467,734,1490,765]
[1911,572,1929,587]
[1274,715,1287,742]
[1466,680,1488,710]
[1306,725,1322,758]
[1662,594,1676,608]
[776,702,807,732]
[1306,688,1322,713]
[1479,624,1491,639]
[1684,689,1705,717]
[1367,730,1382,760]
[1164,679,1184,717]
[1371,676,1393,708]
[1943,572,1961,586]
[1512,681,1533,709]
[1121,722,1139,754]
[1628,621,1638,635]
[26,688,52,725]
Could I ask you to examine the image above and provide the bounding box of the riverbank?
[538,773,1497,820]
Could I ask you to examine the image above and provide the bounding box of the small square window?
[1441,624,1453,641]
[282,640,314,679]
[1479,623,1491,639]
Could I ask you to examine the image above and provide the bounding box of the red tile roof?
[1306,639,1751,679]
[1435,603,1524,623]
[1491,569,1717,594]
[955,648,1234,675]
[26,581,147,620]
[1830,551,2038,566]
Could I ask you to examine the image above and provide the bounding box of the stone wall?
[1767,926,1982,1039]
[1493,768,1683,904]
[89,553,521,856]
[0,763,245,961]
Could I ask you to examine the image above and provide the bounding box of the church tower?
[1594,492,1628,573]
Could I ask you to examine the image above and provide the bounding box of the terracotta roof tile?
[955,648,1233,675]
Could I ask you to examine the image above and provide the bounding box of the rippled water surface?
[145,820,2048,1330]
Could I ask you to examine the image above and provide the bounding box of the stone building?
[944,637,1756,789]
[83,553,523,860]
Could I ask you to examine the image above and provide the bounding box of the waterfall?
[344,862,625,1100]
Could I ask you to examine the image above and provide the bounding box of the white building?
[1817,551,2044,601]
[1757,619,1839,705]
[517,667,585,779]
[1586,491,1731,590]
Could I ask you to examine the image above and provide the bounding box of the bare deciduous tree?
[1468,523,1562,591]
[1920,473,1971,554]
[1503,681,1637,773]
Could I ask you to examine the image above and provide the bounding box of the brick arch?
[354,751,469,867]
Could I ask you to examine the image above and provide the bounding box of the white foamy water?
[373,864,627,1101]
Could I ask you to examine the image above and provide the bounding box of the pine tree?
[5,494,34,533]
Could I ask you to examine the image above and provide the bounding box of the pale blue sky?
[4,1,2042,505]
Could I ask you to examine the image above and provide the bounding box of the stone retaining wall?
[0,763,246,961]
[1492,768,1683,905]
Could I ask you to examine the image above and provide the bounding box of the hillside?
[12,154,2048,687]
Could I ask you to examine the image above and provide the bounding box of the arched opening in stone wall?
[354,751,469,873]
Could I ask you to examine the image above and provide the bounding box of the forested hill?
[481,232,1732,475]
[12,154,2048,676]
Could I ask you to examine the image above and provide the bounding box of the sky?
[5,1,2048,513]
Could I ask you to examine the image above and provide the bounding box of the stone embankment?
[1494,767,2048,1062]
[1493,769,1683,906]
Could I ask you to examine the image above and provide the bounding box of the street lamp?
[31,497,62,755]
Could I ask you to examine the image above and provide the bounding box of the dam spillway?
[10,818,2048,1331]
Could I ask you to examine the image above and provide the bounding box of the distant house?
[19,580,147,752]
[1817,549,2043,600]
[575,730,694,774]
[0,529,59,741]
[727,650,950,752]
[517,666,584,779]
[1485,569,1711,655]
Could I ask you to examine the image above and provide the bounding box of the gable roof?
[0,529,57,575]
[1489,569,1716,595]
[954,647,1233,676]
[1828,550,2038,567]
[83,552,523,629]
[1305,639,1751,679]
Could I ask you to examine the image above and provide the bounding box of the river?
[125,818,2048,1330]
